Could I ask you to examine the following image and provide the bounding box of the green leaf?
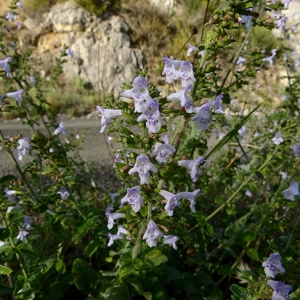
[72,258,97,294]
[0,175,17,185]
[205,102,263,160]
[145,249,168,267]
[83,240,98,257]
[247,248,259,261]
[117,265,137,279]
[230,284,247,298]
[243,230,256,242]
[56,259,66,274]
[218,265,233,275]
[290,288,300,299]
[0,227,10,240]
[130,282,152,300]
[0,265,12,275]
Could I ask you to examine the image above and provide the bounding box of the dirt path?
[0,118,120,191]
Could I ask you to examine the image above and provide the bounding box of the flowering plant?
[1,0,300,299]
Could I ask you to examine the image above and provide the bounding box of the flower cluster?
[262,253,292,299]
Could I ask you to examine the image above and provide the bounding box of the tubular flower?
[282,182,299,201]
[120,186,144,213]
[267,280,292,300]
[262,252,285,278]
[151,135,176,164]
[128,154,158,184]
[163,235,179,250]
[96,105,122,133]
[167,84,193,113]
[122,76,152,113]
[178,156,205,182]
[17,138,31,161]
[142,220,163,247]
[179,61,196,87]
[53,122,67,135]
[0,57,13,78]
[137,99,162,133]
[6,89,23,106]
[162,57,182,84]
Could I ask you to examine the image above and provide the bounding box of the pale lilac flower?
[122,76,151,113]
[167,84,193,113]
[117,225,128,236]
[6,12,16,22]
[17,1,23,9]
[107,233,123,247]
[151,139,176,164]
[4,189,18,203]
[274,16,287,31]
[206,94,225,113]
[17,138,31,161]
[17,230,29,242]
[96,106,122,133]
[23,216,34,230]
[29,76,36,85]
[120,186,144,213]
[0,240,6,247]
[6,89,23,106]
[178,156,205,182]
[186,43,202,57]
[109,193,120,202]
[239,15,254,30]
[238,125,247,137]
[159,190,181,216]
[180,189,201,213]
[291,144,300,156]
[105,206,126,230]
[280,171,290,180]
[162,57,182,84]
[53,122,67,135]
[65,47,74,58]
[16,22,22,30]
[262,252,285,278]
[236,56,246,67]
[281,0,292,9]
[142,220,163,247]
[282,182,299,201]
[272,132,284,145]
[179,61,196,87]
[267,280,292,300]
[191,109,211,130]
[263,49,277,67]
[128,154,158,184]
[137,99,162,133]
[57,186,70,200]
[212,129,225,140]
[245,190,253,197]
[163,235,179,250]
[272,11,282,19]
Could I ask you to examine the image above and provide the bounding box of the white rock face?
[149,0,176,14]
[21,2,145,96]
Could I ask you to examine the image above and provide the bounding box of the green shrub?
[74,0,121,15]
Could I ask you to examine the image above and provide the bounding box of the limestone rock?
[5,1,146,97]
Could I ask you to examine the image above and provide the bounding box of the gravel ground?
[0,118,121,193]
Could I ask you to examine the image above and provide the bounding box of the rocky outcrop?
[5,1,146,96]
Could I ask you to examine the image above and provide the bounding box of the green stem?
[132,201,152,260]
[0,130,41,205]
[220,28,253,90]
[132,222,146,260]
[206,150,275,221]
